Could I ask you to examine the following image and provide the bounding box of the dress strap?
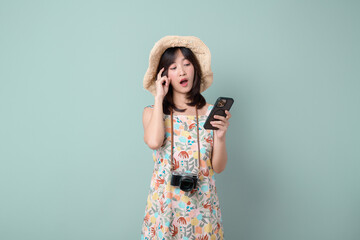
[196,105,201,176]
[145,104,154,109]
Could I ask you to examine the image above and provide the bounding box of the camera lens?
[180,177,194,192]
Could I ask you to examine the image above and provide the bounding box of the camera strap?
[170,105,201,177]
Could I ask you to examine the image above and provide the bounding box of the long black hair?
[156,47,206,115]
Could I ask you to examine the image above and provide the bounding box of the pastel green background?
[0,0,359,239]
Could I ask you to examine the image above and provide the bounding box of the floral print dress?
[141,104,225,240]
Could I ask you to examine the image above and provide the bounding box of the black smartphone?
[204,97,234,130]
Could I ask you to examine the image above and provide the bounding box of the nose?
[179,65,186,76]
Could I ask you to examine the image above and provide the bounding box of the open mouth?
[180,79,188,87]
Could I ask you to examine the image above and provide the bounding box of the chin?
[175,86,192,93]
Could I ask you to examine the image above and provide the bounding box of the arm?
[209,110,232,174]
[143,97,165,150]
[211,136,228,174]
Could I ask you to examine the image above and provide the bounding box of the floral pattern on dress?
[141,104,224,240]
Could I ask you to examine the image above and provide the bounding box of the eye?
[170,66,176,70]
[184,61,192,66]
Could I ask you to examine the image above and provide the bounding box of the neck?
[173,91,191,108]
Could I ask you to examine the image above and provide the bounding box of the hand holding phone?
[204,97,234,130]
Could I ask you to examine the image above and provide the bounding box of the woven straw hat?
[143,35,213,96]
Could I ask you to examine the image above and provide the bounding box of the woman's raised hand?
[155,67,171,99]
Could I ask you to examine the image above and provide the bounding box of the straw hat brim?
[143,36,213,96]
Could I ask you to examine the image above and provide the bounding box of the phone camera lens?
[217,99,226,107]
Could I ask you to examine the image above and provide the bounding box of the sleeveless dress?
[141,104,225,240]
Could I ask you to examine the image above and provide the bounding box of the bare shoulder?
[205,102,214,110]
[143,106,152,114]
[143,104,154,113]
[199,102,211,115]
[142,105,154,127]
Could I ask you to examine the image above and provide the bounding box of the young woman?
[141,36,231,240]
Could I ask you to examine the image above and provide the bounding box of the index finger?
[157,67,165,79]
[225,110,231,118]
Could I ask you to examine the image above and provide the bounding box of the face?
[167,49,195,94]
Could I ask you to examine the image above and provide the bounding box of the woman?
[141,36,231,240]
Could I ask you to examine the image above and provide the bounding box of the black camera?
[171,171,198,192]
